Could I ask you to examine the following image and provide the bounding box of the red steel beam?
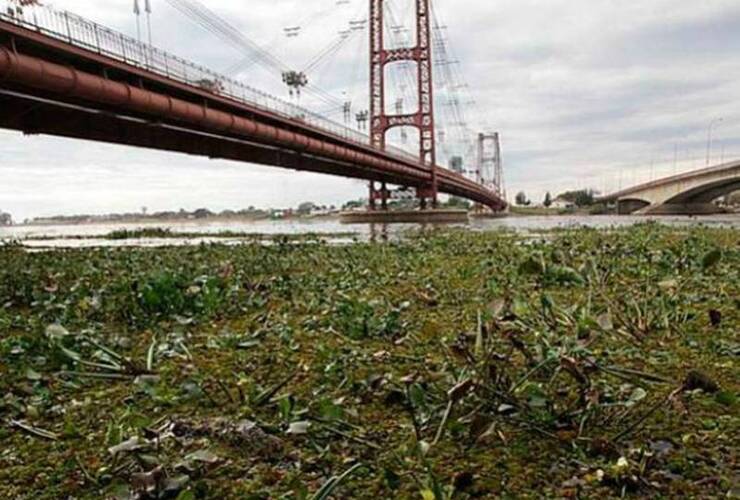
[0,44,505,210]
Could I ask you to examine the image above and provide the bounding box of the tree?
[574,189,596,207]
[446,196,471,209]
[342,199,364,210]
[556,189,598,207]
[193,208,212,219]
[543,192,552,208]
[0,210,12,226]
[297,201,316,215]
[726,190,740,206]
[515,191,530,206]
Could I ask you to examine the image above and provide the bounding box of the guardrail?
[0,4,422,163]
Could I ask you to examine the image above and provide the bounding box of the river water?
[1,214,738,248]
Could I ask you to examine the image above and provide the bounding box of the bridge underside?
[0,19,506,211]
[616,177,740,215]
[0,90,415,188]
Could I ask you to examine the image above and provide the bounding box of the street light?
[706,117,723,167]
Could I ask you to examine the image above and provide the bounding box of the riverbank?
[0,224,737,498]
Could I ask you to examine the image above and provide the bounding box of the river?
[1,214,738,248]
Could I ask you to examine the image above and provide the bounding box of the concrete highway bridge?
[598,161,740,215]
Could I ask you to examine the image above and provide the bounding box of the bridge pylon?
[471,132,506,214]
[476,133,503,193]
[369,0,437,209]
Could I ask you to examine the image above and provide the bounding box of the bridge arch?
[663,177,740,205]
[617,198,650,215]
[600,161,740,215]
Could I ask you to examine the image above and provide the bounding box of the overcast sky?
[1,0,739,220]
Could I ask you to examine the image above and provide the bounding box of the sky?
[1,0,739,220]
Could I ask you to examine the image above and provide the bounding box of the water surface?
[1,214,737,248]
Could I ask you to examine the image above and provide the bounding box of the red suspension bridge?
[0,1,506,212]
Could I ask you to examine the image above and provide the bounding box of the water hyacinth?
[0,223,737,498]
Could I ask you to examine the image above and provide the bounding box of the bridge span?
[0,8,507,211]
[598,161,740,215]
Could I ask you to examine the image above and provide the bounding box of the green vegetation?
[0,225,738,499]
[443,197,472,210]
[23,229,357,242]
[510,205,564,216]
[107,228,176,240]
[556,189,599,208]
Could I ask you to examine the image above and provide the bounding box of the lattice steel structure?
[477,132,504,196]
[369,0,437,208]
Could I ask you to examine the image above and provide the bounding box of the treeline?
[28,207,272,225]
[0,210,12,226]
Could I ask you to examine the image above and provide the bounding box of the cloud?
[0,0,738,218]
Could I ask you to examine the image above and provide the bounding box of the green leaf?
[409,384,428,409]
[519,257,544,276]
[702,249,722,269]
[546,265,585,286]
[318,398,343,421]
[420,490,436,500]
[384,468,401,490]
[310,463,363,500]
[715,391,737,407]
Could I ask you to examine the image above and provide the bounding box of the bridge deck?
[0,8,506,210]
[598,160,740,203]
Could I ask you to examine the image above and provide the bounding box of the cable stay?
[304,84,345,108]
[164,0,286,72]
[222,1,356,78]
[428,3,480,168]
[302,23,364,74]
[164,0,350,108]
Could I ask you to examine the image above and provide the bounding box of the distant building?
[550,196,575,210]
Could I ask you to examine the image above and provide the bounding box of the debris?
[708,309,722,327]
[109,436,148,455]
[683,370,719,393]
[173,418,284,459]
[9,419,59,441]
[287,421,310,435]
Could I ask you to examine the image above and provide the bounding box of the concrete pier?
[339,209,469,224]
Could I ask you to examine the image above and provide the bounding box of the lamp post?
[706,117,723,167]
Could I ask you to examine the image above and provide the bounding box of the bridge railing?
[0,4,422,165]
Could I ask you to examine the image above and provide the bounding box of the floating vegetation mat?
[0,223,738,499]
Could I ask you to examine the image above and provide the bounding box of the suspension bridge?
[0,0,507,213]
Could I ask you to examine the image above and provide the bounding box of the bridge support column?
[368,181,376,211]
[416,184,437,210]
[368,181,390,211]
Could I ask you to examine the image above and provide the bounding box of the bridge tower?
[471,132,505,213]
[476,132,504,196]
[369,0,437,209]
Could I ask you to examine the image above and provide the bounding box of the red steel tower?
[369,0,437,209]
